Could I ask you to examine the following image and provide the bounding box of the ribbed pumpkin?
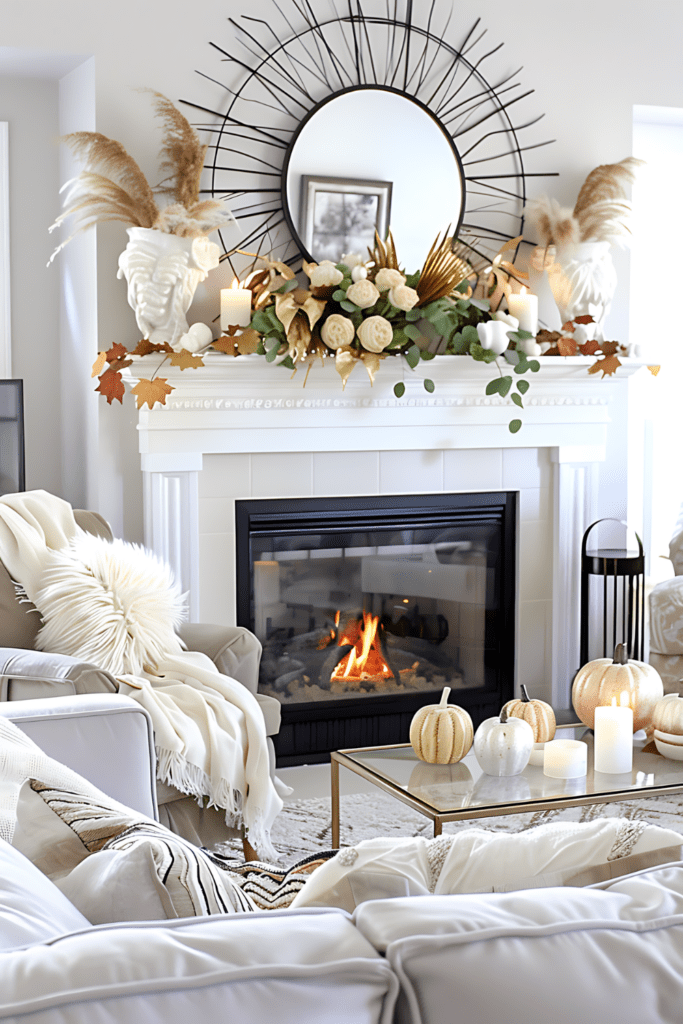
[409,687,474,764]
[652,694,683,735]
[501,684,556,743]
[571,643,663,732]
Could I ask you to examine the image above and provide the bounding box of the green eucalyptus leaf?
[499,376,512,397]
[509,419,522,434]
[404,344,421,369]
[511,393,523,408]
[470,342,498,364]
[517,379,530,395]
[404,323,421,341]
[420,349,436,360]
[448,331,469,355]
[340,300,359,313]
[423,378,435,393]
[265,344,280,363]
[394,382,406,398]
[405,308,421,322]
[485,379,501,396]
[504,349,520,366]
[279,356,296,370]
[470,298,491,311]
[283,278,299,293]
[405,271,420,288]
[461,324,480,345]
[332,289,347,302]
[456,298,471,312]
[529,360,541,372]
[251,310,274,334]
[256,339,266,356]
[455,280,470,294]
[336,263,350,275]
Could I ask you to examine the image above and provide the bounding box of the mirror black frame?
[280,83,467,265]
[187,1,557,268]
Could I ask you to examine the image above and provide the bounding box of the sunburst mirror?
[184,0,557,269]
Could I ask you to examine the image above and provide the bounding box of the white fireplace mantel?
[127,353,649,708]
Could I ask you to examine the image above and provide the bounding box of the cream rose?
[321,313,356,350]
[346,279,380,309]
[341,251,364,269]
[387,284,419,312]
[307,260,343,289]
[357,315,394,353]
[375,268,405,292]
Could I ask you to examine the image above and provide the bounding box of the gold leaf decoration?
[131,338,172,357]
[416,229,472,306]
[211,336,238,355]
[588,355,622,378]
[131,377,174,409]
[170,350,204,370]
[360,351,381,385]
[91,352,107,378]
[647,365,661,377]
[368,229,400,270]
[335,347,359,388]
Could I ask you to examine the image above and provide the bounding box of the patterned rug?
[220,789,683,865]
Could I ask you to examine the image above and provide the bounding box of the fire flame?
[331,610,393,682]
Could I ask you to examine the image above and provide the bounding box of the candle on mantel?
[507,287,538,337]
[543,739,587,779]
[220,281,252,330]
[594,696,633,774]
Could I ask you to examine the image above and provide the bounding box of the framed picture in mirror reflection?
[300,175,392,264]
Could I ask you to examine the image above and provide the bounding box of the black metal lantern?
[580,519,645,667]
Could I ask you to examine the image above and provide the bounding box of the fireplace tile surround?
[131,354,648,714]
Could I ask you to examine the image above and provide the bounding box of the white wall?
[0,0,681,535]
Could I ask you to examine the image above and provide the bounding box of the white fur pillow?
[34,533,187,676]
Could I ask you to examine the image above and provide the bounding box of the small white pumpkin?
[652,693,683,735]
[501,684,556,743]
[473,708,534,777]
[409,687,474,764]
[572,643,663,732]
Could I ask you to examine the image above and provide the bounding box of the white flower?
[177,322,213,353]
[347,279,380,309]
[307,260,343,289]
[357,315,394,353]
[517,338,542,356]
[375,268,405,292]
[477,320,509,355]
[321,314,356,350]
[494,311,519,331]
[351,264,368,282]
[388,284,419,312]
[341,252,364,269]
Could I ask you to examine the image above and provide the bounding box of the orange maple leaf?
[170,350,204,370]
[131,377,174,409]
[106,342,128,363]
[107,357,133,374]
[578,339,600,356]
[91,352,107,378]
[96,369,125,405]
[588,355,622,378]
[131,339,172,357]
[211,336,238,355]
[558,336,578,357]
[600,341,619,356]
[561,321,576,333]
[573,314,595,325]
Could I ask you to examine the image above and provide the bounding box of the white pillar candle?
[507,287,538,336]
[220,283,252,330]
[543,739,588,779]
[594,698,633,774]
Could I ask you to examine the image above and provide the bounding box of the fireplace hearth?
[236,492,516,765]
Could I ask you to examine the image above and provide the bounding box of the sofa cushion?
[354,865,683,1024]
[55,845,176,924]
[0,908,397,1024]
[22,778,256,917]
[0,837,89,951]
[292,817,683,911]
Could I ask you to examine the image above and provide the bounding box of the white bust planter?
[117,227,221,349]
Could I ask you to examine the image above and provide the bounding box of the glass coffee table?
[330,724,683,847]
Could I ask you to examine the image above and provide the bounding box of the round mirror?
[282,86,465,270]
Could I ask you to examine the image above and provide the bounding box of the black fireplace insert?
[236,492,517,765]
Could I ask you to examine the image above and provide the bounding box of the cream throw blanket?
[0,491,283,861]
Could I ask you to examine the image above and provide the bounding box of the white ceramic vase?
[554,241,617,341]
[117,227,221,349]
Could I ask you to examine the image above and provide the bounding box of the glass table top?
[337,726,683,815]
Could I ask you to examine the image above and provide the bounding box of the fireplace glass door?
[236,494,516,762]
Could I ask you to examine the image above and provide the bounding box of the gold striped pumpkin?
[502,685,556,743]
[409,687,474,764]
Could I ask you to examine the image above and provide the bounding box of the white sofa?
[4,696,683,1024]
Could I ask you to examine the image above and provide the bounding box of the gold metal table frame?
[330,728,683,848]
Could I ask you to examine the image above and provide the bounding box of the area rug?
[220,790,683,865]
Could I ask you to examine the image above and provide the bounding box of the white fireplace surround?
[129,353,648,710]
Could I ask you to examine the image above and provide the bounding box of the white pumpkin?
[572,643,663,732]
[473,708,534,777]
[652,693,683,735]
[409,687,474,764]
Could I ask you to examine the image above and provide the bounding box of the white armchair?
[649,508,683,693]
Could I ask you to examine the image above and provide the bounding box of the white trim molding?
[0,123,10,378]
